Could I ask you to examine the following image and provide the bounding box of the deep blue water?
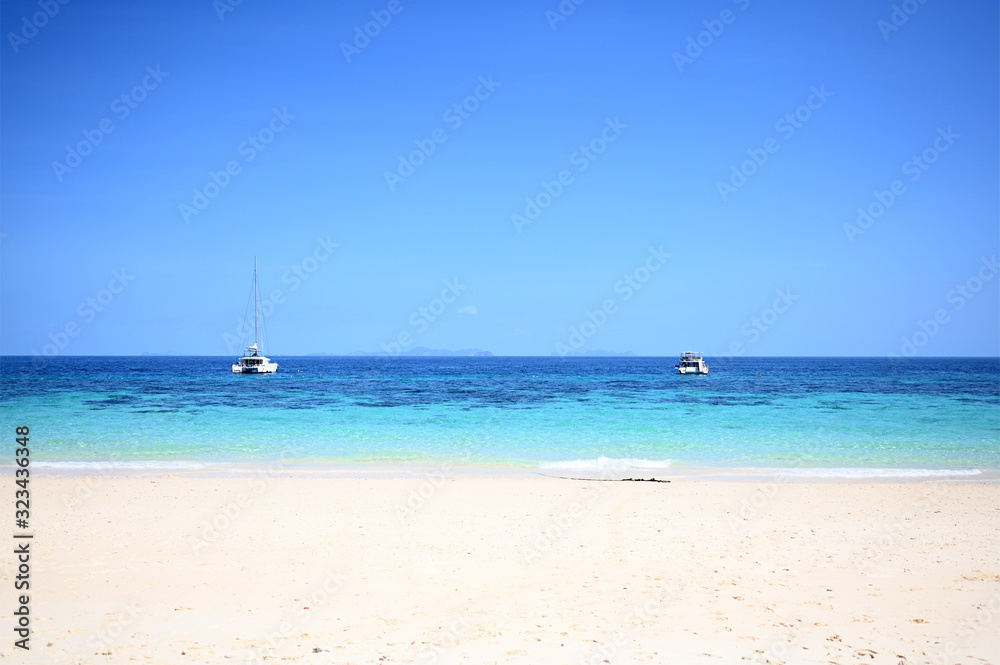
[1,356,997,472]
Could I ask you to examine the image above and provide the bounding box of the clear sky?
[1,0,997,357]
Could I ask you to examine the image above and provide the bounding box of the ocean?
[1,356,997,475]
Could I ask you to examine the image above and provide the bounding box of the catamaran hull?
[232,361,278,374]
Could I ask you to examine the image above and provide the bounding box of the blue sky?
[1,0,997,357]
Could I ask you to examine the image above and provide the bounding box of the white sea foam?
[539,457,672,471]
[31,461,209,470]
[769,467,983,479]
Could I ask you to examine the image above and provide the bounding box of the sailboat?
[232,257,278,374]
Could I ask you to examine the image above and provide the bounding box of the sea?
[1,356,997,477]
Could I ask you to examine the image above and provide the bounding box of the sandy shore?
[9,472,999,663]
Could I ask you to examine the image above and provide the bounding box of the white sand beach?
[12,473,1000,664]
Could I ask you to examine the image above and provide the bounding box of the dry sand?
[8,471,999,664]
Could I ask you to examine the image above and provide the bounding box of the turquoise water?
[1,356,997,472]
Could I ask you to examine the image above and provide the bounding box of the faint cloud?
[457,305,478,315]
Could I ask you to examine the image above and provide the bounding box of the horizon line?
[2,354,999,359]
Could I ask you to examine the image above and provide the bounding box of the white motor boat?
[232,258,278,374]
[676,351,708,375]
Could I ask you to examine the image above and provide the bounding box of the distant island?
[550,349,638,357]
[309,348,639,357]
[308,348,637,357]
[309,347,495,357]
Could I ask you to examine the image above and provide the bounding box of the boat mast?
[254,256,259,353]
